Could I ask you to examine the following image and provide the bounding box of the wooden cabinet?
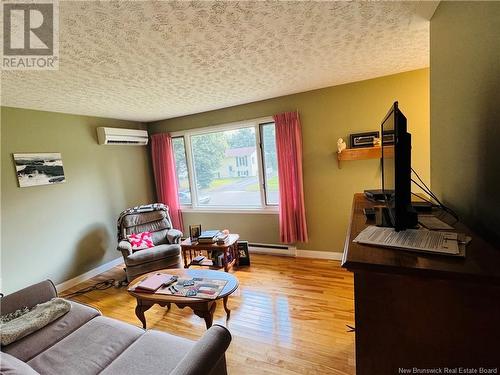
[342,194,500,374]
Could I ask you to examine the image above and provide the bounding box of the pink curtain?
[273,111,308,243]
[150,133,184,232]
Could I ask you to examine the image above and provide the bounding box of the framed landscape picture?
[13,153,66,188]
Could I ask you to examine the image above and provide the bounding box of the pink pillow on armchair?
[127,232,154,251]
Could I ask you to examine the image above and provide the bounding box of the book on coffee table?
[155,277,227,299]
[129,273,175,293]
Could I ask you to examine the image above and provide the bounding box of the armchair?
[117,204,183,282]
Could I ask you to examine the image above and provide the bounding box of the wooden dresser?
[342,194,500,374]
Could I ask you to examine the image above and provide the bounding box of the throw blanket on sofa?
[117,203,169,241]
[1,298,71,346]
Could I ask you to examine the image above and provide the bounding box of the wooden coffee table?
[181,233,240,272]
[128,268,239,329]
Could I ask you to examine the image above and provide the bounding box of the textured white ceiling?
[1,1,439,122]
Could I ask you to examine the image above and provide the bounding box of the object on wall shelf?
[13,153,66,187]
[337,145,394,169]
[349,131,379,148]
[337,138,347,153]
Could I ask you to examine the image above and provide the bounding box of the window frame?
[259,121,280,206]
[171,136,192,206]
[171,117,278,214]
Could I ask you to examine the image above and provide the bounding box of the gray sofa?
[117,206,183,282]
[0,280,231,375]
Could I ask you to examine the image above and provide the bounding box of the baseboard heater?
[247,243,296,256]
[248,243,289,250]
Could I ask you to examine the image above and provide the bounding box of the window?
[172,137,191,205]
[172,119,279,210]
[261,123,280,205]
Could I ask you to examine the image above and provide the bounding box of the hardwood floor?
[63,254,355,374]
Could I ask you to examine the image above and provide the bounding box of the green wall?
[430,2,500,242]
[149,69,430,253]
[1,107,154,294]
[0,69,430,292]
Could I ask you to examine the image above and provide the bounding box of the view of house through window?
[172,121,279,209]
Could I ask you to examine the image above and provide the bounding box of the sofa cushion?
[0,352,39,375]
[101,330,194,375]
[125,244,180,266]
[27,316,144,375]
[3,301,100,362]
[122,210,168,228]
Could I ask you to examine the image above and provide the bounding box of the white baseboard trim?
[248,245,296,257]
[248,245,342,260]
[295,249,343,260]
[56,257,124,293]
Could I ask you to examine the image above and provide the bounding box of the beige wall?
[1,107,154,294]
[182,212,280,245]
[149,69,430,253]
[430,2,500,242]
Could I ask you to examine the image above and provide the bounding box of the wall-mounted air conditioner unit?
[97,127,149,145]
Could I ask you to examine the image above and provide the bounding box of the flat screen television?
[380,101,417,231]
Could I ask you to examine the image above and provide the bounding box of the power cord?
[60,279,121,299]
[411,191,435,206]
[411,168,459,223]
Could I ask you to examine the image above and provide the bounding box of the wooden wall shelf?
[337,146,393,168]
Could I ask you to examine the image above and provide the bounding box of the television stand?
[342,193,500,374]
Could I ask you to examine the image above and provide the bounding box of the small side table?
[181,234,239,272]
